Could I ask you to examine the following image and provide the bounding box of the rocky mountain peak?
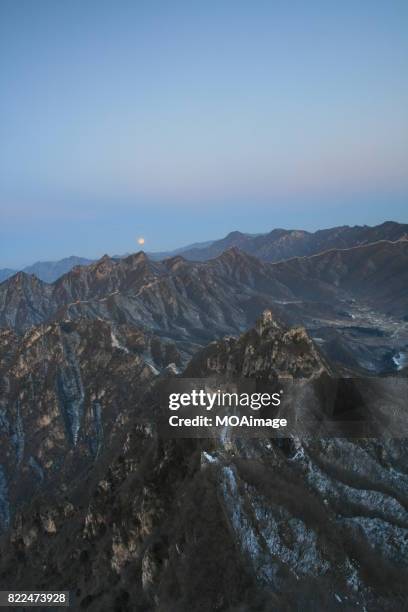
[122,251,150,267]
[185,308,327,381]
[215,246,255,264]
[162,255,187,271]
[7,271,42,287]
[94,254,114,266]
[225,230,246,240]
[255,308,283,335]
[87,255,116,279]
[220,246,241,258]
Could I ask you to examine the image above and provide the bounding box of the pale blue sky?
[1,0,407,267]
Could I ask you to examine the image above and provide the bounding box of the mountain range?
[1,239,407,371]
[1,219,408,610]
[2,221,407,283]
[1,310,407,610]
[170,220,408,262]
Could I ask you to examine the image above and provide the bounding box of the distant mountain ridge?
[2,221,407,283]
[0,256,93,284]
[171,220,408,262]
[0,269,16,283]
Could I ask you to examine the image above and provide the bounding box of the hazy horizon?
[1,217,406,270]
[1,1,407,267]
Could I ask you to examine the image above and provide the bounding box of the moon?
[137,237,145,246]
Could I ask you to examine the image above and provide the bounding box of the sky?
[1,0,407,268]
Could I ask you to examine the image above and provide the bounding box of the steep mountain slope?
[0,272,53,329]
[0,318,180,531]
[177,221,408,262]
[269,239,408,316]
[0,312,406,611]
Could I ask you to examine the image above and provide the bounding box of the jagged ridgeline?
[2,220,407,280]
[1,241,408,370]
[0,308,407,610]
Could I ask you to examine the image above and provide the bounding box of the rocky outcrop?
[185,309,329,381]
[0,318,180,529]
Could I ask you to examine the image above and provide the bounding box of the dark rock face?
[0,318,180,531]
[269,239,408,316]
[0,272,53,330]
[0,312,407,611]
